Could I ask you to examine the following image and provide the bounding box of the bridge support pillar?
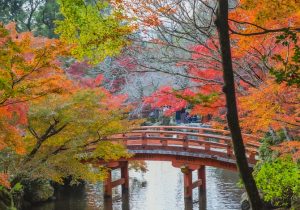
[104,169,112,198]
[183,167,193,199]
[198,166,206,193]
[103,161,129,198]
[121,161,129,192]
[180,165,206,200]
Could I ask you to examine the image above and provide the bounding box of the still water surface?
[30,161,243,210]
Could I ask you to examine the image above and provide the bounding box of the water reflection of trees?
[28,185,88,210]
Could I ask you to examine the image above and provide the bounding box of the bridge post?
[179,164,207,200]
[183,135,188,150]
[104,169,112,198]
[122,133,127,145]
[226,142,233,157]
[104,197,113,210]
[198,128,204,141]
[204,142,210,151]
[103,161,129,198]
[161,139,168,147]
[248,151,256,163]
[142,132,147,148]
[198,166,206,192]
[121,161,129,192]
[183,167,193,199]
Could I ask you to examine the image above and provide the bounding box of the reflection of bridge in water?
[102,189,207,210]
[90,126,260,206]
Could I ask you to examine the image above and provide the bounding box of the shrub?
[254,156,300,207]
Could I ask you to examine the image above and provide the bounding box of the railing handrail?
[109,135,259,153]
[128,130,232,140]
[134,126,260,140]
[122,127,260,148]
[83,126,261,162]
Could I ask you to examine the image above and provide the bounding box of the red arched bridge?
[92,126,261,199]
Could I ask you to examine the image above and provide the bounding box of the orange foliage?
[230,0,300,27]
[229,0,300,52]
[272,141,300,161]
[0,173,10,188]
[239,78,300,134]
[0,103,28,154]
[0,23,72,154]
[0,23,71,106]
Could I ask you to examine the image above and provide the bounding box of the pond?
[29,161,243,210]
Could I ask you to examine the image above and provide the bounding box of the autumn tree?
[6,87,137,185]
[215,1,265,209]
[115,0,299,119]
[114,0,270,88]
[0,19,138,190]
[232,1,300,160]
[110,0,270,123]
[215,0,300,208]
[0,22,69,188]
[0,23,70,155]
[229,0,300,87]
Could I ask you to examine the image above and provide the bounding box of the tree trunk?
[215,1,265,209]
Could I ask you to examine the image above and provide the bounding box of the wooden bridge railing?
[107,126,261,163]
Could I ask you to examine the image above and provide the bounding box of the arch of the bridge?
[109,125,260,164]
[97,126,260,199]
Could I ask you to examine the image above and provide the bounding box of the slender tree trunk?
[215,1,265,209]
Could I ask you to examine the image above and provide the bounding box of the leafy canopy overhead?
[55,0,134,64]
